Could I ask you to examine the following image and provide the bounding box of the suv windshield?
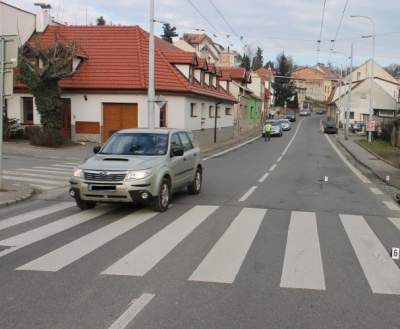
[100,133,168,155]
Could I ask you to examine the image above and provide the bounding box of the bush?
[26,126,63,146]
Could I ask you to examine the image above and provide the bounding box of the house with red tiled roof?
[8,12,240,146]
[182,33,223,64]
[219,67,258,134]
[255,67,275,116]
[291,67,325,103]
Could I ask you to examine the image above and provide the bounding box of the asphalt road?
[1,115,400,329]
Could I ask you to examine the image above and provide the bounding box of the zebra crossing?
[1,203,400,295]
[3,162,77,190]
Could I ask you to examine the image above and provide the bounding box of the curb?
[0,188,35,208]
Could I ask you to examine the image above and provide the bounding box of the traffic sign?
[367,120,375,131]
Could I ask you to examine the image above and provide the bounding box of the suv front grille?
[84,170,127,182]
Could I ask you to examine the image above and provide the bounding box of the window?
[189,67,194,84]
[344,111,355,119]
[190,103,197,117]
[23,97,34,124]
[209,105,214,118]
[201,103,206,119]
[225,107,232,115]
[178,132,192,151]
[250,106,254,118]
[171,133,182,149]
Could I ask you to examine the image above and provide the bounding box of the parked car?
[324,121,338,134]
[69,128,204,212]
[351,122,365,133]
[316,108,327,114]
[284,111,296,122]
[300,108,311,116]
[278,118,291,131]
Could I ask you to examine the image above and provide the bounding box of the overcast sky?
[14,0,400,70]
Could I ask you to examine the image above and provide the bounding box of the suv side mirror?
[93,145,101,154]
[171,147,184,157]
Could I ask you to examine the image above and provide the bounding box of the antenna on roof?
[34,3,52,9]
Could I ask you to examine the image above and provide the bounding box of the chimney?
[34,3,52,32]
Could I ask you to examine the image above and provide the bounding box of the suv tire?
[152,178,171,212]
[188,168,202,195]
[76,200,96,210]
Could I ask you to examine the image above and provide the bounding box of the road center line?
[108,293,155,329]
[239,186,257,202]
[269,164,276,171]
[259,173,269,183]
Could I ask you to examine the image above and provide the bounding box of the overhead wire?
[326,0,349,65]
[208,0,246,47]
[185,0,234,47]
[315,0,327,64]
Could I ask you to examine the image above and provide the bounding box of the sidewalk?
[1,127,399,208]
[333,129,400,191]
[0,129,261,208]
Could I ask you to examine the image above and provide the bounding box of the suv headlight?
[126,169,151,180]
[72,168,83,178]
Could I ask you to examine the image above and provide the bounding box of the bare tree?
[18,29,82,144]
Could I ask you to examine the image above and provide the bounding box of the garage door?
[103,103,138,142]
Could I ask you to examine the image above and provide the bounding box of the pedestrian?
[264,121,272,141]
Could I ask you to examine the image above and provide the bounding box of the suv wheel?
[152,178,171,212]
[76,199,96,210]
[188,168,202,195]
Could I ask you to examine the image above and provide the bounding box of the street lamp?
[351,15,375,142]
[329,62,343,124]
[332,51,348,80]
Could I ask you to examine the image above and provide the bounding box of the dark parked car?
[324,121,338,134]
[316,108,327,114]
[285,111,296,122]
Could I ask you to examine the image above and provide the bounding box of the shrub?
[26,126,63,146]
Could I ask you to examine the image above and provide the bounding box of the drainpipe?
[214,100,223,143]
[238,88,245,135]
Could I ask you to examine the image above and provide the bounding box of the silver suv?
[69,128,204,212]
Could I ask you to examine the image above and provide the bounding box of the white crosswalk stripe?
[5,162,74,190]
[17,208,157,272]
[280,211,325,290]
[102,205,218,276]
[0,205,117,258]
[340,214,400,295]
[3,204,400,296]
[189,207,265,284]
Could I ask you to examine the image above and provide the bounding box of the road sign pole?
[0,37,5,190]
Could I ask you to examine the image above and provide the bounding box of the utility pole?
[345,44,353,140]
[148,0,155,128]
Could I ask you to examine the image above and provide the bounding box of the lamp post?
[332,51,350,130]
[329,62,342,124]
[351,15,375,142]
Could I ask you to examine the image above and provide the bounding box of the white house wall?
[0,3,35,46]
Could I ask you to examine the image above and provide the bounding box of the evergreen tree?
[161,23,178,43]
[272,51,297,107]
[251,47,263,70]
[264,60,274,70]
[240,54,251,71]
[96,16,106,26]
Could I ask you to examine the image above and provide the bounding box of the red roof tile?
[19,25,236,102]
